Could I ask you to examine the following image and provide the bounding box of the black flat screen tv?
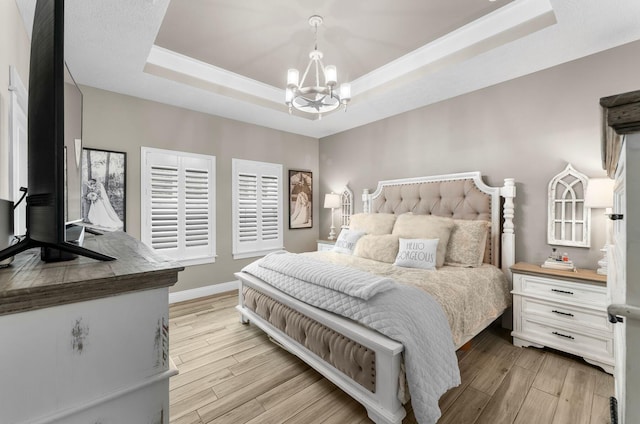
[0,0,114,262]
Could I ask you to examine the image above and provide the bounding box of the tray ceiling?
[15,0,640,138]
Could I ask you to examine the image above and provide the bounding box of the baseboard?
[169,280,239,304]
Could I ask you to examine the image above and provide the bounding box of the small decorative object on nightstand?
[317,239,335,252]
[541,248,575,271]
[511,262,613,374]
[324,193,341,240]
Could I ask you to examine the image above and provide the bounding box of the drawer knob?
[551,288,574,295]
[552,331,575,340]
[552,310,575,317]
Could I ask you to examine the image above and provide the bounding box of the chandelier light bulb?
[325,65,337,86]
[287,69,299,88]
[339,83,351,103]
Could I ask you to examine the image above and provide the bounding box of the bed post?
[500,178,516,329]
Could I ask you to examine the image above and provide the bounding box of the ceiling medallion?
[285,15,351,118]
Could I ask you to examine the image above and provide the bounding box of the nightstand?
[511,262,613,373]
[317,239,335,252]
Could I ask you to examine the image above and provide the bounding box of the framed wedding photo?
[81,147,126,232]
[289,170,312,229]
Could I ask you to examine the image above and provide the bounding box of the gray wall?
[81,87,319,292]
[0,0,30,200]
[318,40,640,269]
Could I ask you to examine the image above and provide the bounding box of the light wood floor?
[168,292,614,424]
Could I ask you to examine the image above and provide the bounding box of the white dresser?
[511,262,613,373]
[0,232,183,424]
[317,239,336,252]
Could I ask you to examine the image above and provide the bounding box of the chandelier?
[285,15,351,116]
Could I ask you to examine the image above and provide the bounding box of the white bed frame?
[236,172,516,424]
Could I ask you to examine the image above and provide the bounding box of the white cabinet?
[0,289,176,424]
[0,232,182,424]
[317,240,335,252]
[511,262,613,373]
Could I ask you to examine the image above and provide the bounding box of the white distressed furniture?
[237,171,516,424]
[600,90,640,423]
[0,232,183,424]
[317,239,335,252]
[511,262,613,373]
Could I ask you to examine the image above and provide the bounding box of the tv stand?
[0,231,183,424]
[0,236,115,263]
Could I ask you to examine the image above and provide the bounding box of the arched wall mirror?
[547,163,590,247]
[341,185,353,229]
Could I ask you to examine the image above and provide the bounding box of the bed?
[235,171,516,424]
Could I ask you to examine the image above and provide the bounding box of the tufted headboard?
[362,172,515,269]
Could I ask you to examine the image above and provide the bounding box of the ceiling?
[15,0,640,139]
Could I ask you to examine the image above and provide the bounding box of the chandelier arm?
[318,58,327,86]
[299,59,314,89]
[315,58,321,87]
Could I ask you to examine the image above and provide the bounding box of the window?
[141,147,216,265]
[232,159,283,259]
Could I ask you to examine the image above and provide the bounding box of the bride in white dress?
[290,191,310,226]
[86,179,123,230]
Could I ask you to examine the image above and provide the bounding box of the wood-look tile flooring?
[169,293,614,424]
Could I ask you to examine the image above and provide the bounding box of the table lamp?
[584,178,614,275]
[323,193,341,240]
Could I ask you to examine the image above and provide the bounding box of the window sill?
[233,248,284,260]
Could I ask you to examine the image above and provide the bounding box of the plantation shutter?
[149,160,179,251]
[238,173,258,244]
[232,159,283,259]
[141,147,216,265]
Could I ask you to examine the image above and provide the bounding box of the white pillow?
[394,238,439,270]
[333,229,366,255]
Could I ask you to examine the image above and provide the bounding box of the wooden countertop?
[511,262,606,285]
[0,231,184,316]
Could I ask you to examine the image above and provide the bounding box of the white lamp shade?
[287,69,299,88]
[584,178,614,209]
[339,83,351,101]
[325,65,337,86]
[323,193,341,209]
[285,87,294,104]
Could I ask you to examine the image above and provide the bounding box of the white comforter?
[243,252,461,424]
[304,251,510,347]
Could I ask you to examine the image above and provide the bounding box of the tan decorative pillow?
[391,213,454,267]
[445,219,490,267]
[353,234,400,263]
[349,213,397,235]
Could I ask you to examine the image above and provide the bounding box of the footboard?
[235,271,406,424]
